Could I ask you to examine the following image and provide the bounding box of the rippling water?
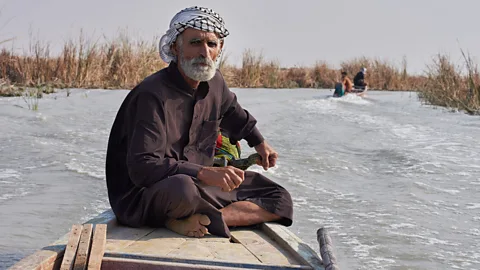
[1,88,479,269]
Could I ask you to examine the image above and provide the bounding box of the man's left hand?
[254,141,278,170]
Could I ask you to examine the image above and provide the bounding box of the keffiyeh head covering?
[159,6,230,63]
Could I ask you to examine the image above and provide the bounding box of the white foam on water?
[414,181,461,195]
[0,188,30,201]
[0,169,20,179]
[327,94,373,105]
[466,203,480,209]
[390,223,417,229]
[343,237,379,259]
[367,257,397,267]
[23,161,61,170]
[469,228,480,236]
[65,159,105,180]
[299,99,338,115]
[80,199,110,223]
[0,180,14,184]
[292,197,308,206]
[387,230,460,247]
[307,205,333,214]
[446,251,480,269]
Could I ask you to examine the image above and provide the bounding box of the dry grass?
[0,34,426,92]
[0,31,166,92]
[0,33,479,114]
[418,51,480,115]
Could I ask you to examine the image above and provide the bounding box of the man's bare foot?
[165,214,211,238]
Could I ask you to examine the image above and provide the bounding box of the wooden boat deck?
[10,209,325,270]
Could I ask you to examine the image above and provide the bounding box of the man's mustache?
[190,57,215,67]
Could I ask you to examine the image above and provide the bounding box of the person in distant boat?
[333,71,353,97]
[105,6,293,240]
[353,67,368,88]
[341,71,353,93]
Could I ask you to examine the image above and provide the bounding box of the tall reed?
[0,32,478,114]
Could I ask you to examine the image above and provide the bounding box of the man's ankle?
[165,218,176,227]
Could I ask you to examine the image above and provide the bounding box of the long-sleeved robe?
[105,62,293,237]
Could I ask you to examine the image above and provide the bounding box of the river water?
[1,88,479,269]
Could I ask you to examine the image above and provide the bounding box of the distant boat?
[10,209,339,269]
[333,82,368,98]
[350,86,368,97]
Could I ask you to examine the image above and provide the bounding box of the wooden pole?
[317,227,339,270]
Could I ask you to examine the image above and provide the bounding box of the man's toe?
[199,215,211,226]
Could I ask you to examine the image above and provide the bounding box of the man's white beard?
[179,53,217,82]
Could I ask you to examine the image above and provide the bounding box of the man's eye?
[207,42,218,47]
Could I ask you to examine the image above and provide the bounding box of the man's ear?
[171,43,178,56]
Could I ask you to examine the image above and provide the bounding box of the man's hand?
[254,141,278,170]
[197,166,245,192]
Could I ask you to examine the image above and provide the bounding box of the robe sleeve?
[219,80,265,147]
[126,91,203,188]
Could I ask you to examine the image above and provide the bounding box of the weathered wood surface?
[101,256,249,270]
[8,248,64,270]
[262,223,324,270]
[59,224,83,270]
[9,209,325,270]
[317,228,339,270]
[72,224,93,270]
[87,224,107,270]
[101,254,312,269]
[9,211,114,270]
[230,228,300,265]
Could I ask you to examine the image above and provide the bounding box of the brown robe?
[105,62,293,237]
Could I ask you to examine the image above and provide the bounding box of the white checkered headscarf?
[159,6,230,63]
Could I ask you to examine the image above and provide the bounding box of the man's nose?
[198,43,210,58]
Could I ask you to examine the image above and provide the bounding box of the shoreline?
[0,34,478,114]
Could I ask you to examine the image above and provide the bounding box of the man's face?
[173,28,223,82]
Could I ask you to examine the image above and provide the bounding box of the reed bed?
[0,34,478,114]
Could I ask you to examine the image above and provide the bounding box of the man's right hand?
[197,166,245,192]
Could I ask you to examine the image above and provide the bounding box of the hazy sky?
[0,0,478,74]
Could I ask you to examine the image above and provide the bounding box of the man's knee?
[149,174,201,218]
[165,175,198,199]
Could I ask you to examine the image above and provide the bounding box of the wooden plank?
[165,240,216,260]
[73,224,93,270]
[99,209,153,252]
[200,241,261,264]
[105,224,156,252]
[117,228,261,264]
[60,224,83,270]
[261,223,324,270]
[8,249,64,270]
[101,257,251,270]
[9,226,74,270]
[87,224,107,270]
[102,253,312,269]
[230,229,301,265]
[8,209,130,270]
[117,228,186,256]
